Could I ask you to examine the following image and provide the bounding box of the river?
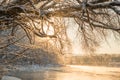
[8,65,120,80]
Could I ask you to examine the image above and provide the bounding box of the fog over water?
[8,65,120,80]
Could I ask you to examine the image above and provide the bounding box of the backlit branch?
[0,0,120,52]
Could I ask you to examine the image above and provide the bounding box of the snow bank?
[1,76,21,80]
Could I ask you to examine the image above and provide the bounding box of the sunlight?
[68,65,120,74]
[43,24,54,36]
[31,20,55,36]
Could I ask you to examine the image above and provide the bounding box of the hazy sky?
[67,19,120,55]
[96,33,120,54]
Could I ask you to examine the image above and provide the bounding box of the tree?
[0,0,120,53]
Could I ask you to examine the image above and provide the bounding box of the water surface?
[9,65,120,80]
